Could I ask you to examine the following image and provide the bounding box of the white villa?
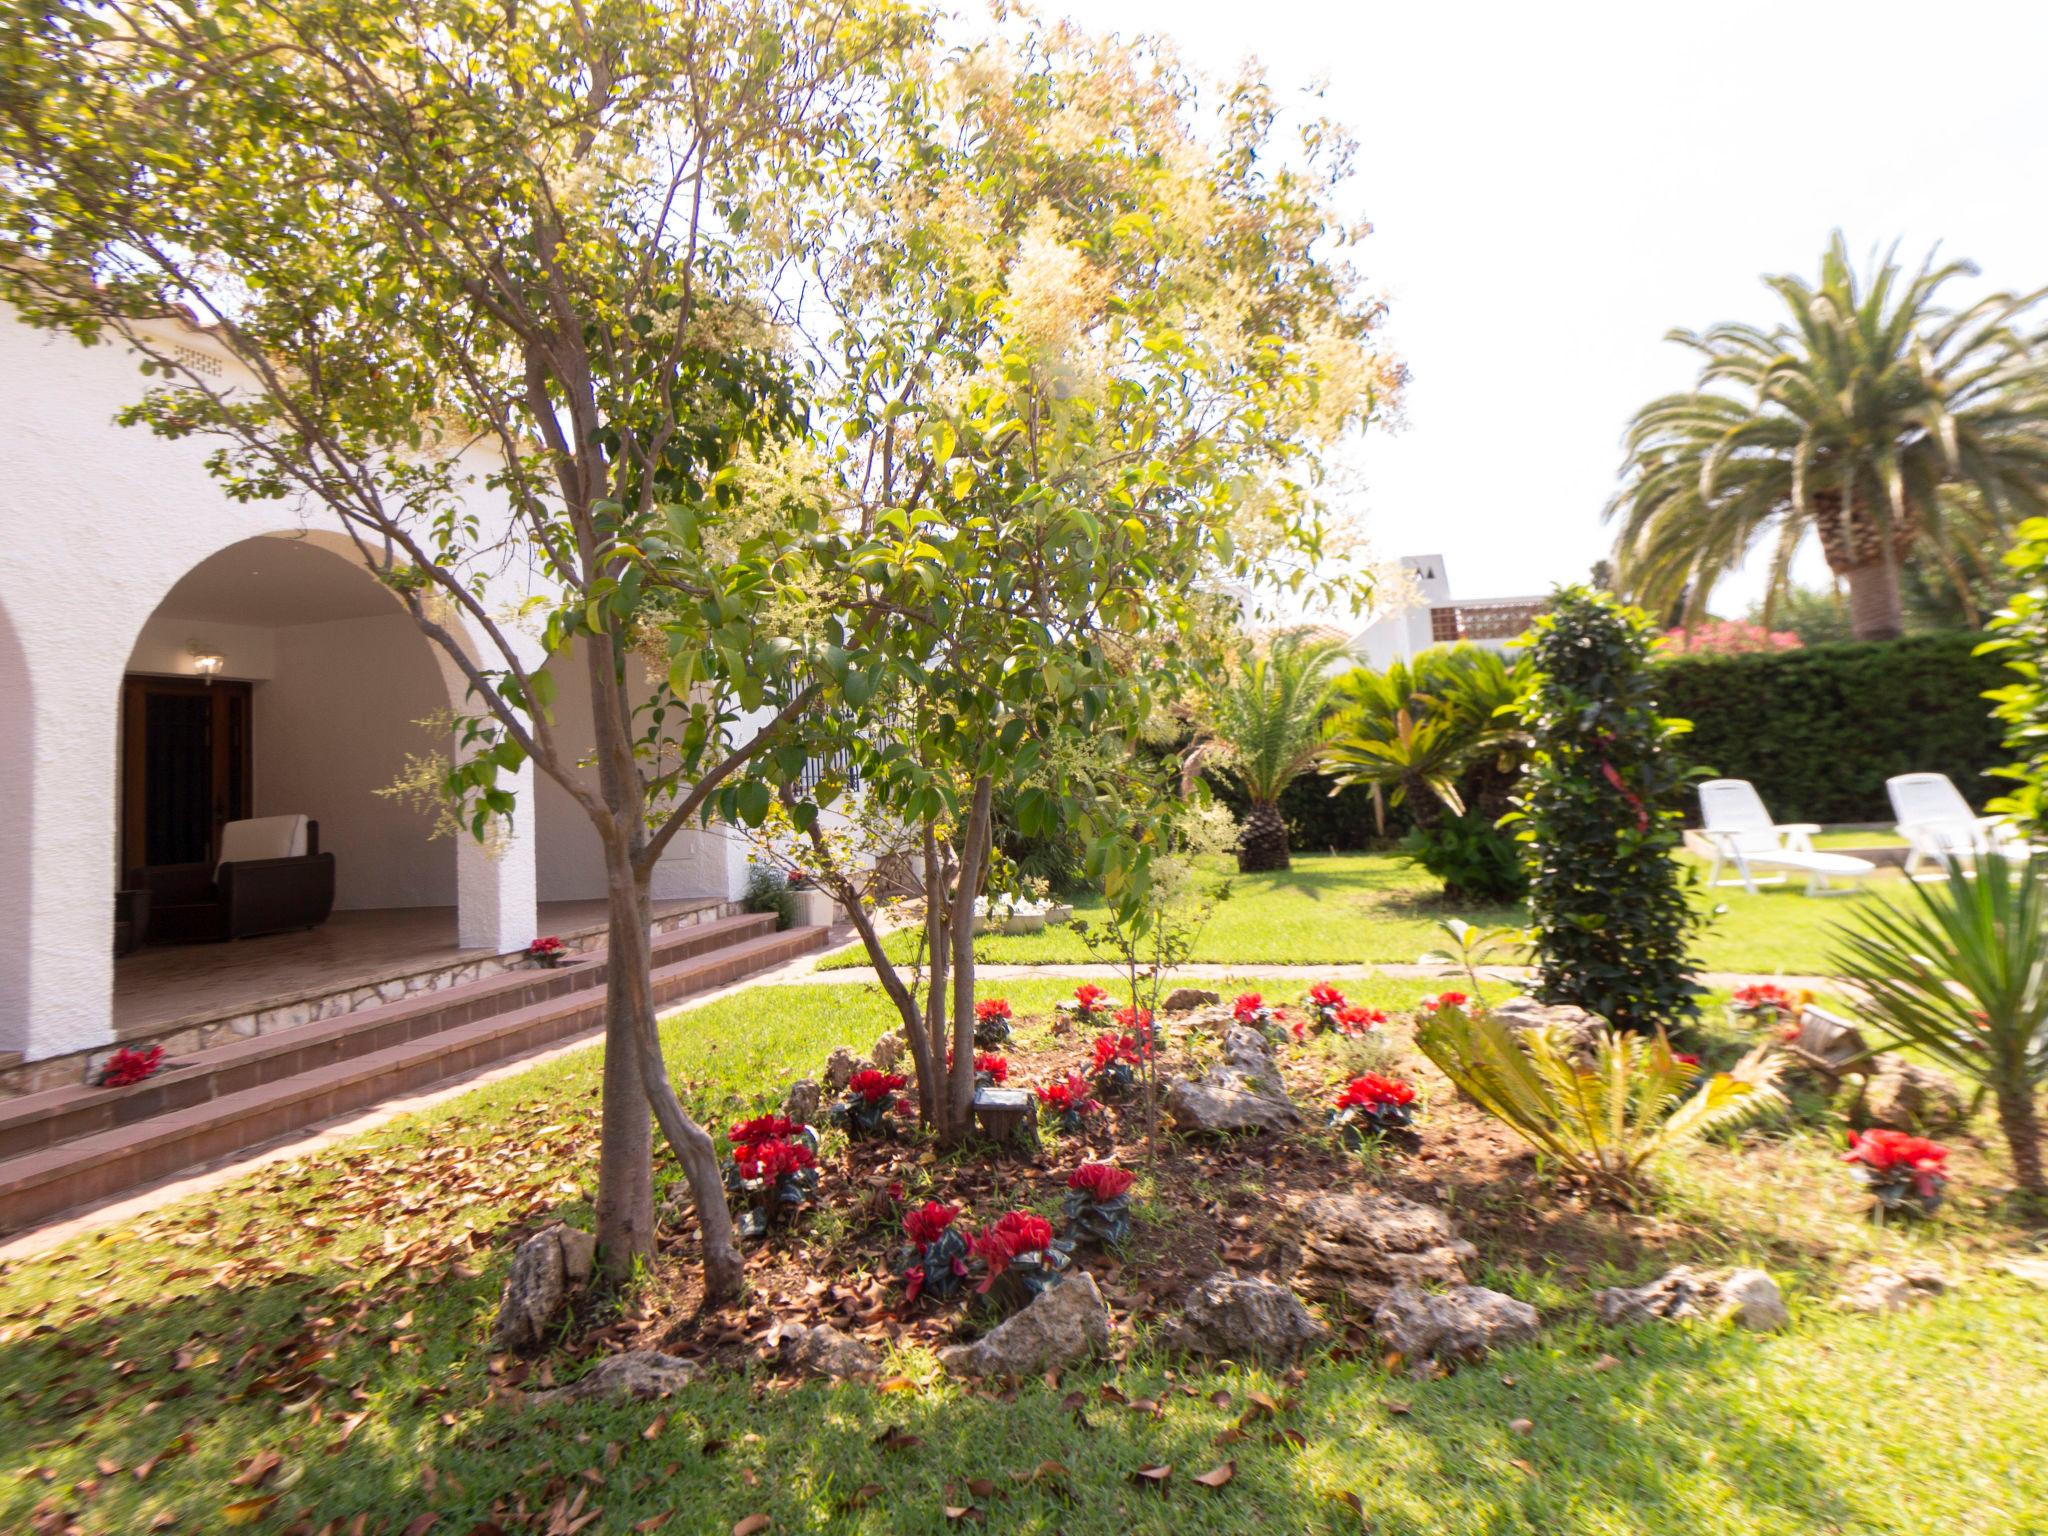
[0,307,792,1121]
[1352,554,1546,669]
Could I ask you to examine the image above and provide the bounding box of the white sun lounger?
[1698,779,1876,896]
[1887,772,2033,879]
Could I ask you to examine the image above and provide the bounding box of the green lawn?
[4,976,2045,1535]
[818,852,1927,976]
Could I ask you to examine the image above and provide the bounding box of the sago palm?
[1186,629,1348,873]
[1323,644,1528,829]
[1609,234,2048,640]
[1832,851,2048,1196]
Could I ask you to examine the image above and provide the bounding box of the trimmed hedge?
[1651,632,2006,824]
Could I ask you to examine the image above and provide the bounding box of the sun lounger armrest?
[1772,823,1822,835]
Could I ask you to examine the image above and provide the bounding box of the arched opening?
[113,534,466,1032]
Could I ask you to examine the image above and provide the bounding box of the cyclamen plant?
[971,1210,1071,1303]
[1088,1033,1151,1102]
[722,1135,818,1239]
[1729,983,1804,1030]
[974,997,1014,1049]
[1329,1074,1419,1148]
[947,1051,1010,1088]
[1063,1162,1136,1248]
[1069,983,1114,1028]
[96,1044,164,1088]
[1302,982,1349,1033]
[833,1070,910,1141]
[1844,1128,1950,1217]
[1036,1073,1103,1134]
[897,1201,972,1306]
[1113,1004,1159,1045]
[525,935,569,969]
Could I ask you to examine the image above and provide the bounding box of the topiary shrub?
[1982,518,2048,839]
[1512,587,1702,1030]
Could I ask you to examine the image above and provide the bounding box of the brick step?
[0,923,824,1234]
[0,910,784,1162]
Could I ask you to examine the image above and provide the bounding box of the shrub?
[1400,809,1528,905]
[1832,851,2048,1195]
[1654,631,2007,823]
[1982,518,2048,839]
[1513,587,1703,1030]
[742,863,798,931]
[1415,999,1782,1200]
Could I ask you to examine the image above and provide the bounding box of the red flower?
[847,1069,907,1104]
[1308,982,1346,1009]
[902,1200,959,1247]
[99,1044,164,1087]
[1074,983,1108,1012]
[1337,1005,1384,1034]
[1845,1128,1950,1199]
[1090,1033,1150,1071]
[1733,983,1791,1009]
[730,1113,804,1147]
[1335,1074,1417,1111]
[975,997,1013,1023]
[1290,1018,1307,1043]
[527,935,565,957]
[1036,1073,1100,1115]
[1418,991,1469,1014]
[1113,1005,1153,1034]
[1672,1053,1700,1068]
[975,1052,1009,1084]
[1232,992,1267,1024]
[973,1210,1054,1288]
[734,1137,814,1182]
[1067,1162,1135,1201]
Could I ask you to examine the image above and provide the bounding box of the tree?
[1608,233,2048,641]
[759,20,1398,1141]
[1834,852,2048,1198]
[1982,517,2048,839]
[1187,630,1352,872]
[1511,588,1702,1030]
[0,0,924,1299]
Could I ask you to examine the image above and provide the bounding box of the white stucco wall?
[0,310,541,1061]
[126,615,279,680]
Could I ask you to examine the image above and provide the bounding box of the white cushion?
[217,815,308,877]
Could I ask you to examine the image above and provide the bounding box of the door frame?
[119,675,253,878]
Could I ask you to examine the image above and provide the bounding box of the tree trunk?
[944,777,995,1143]
[1238,799,1291,872]
[593,936,655,1284]
[1995,1080,2046,1196]
[1840,556,1905,642]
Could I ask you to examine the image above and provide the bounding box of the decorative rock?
[1159,1273,1330,1364]
[2001,1256,2048,1289]
[1491,996,1606,1064]
[1373,1282,1540,1366]
[1716,1268,1790,1331]
[937,1272,1112,1379]
[1859,1057,1968,1134]
[766,1321,882,1379]
[528,1351,700,1404]
[1836,1263,1947,1314]
[1163,987,1221,1012]
[1596,1265,1787,1331]
[785,1079,822,1125]
[491,1222,597,1352]
[823,1047,861,1093]
[1166,1023,1305,1135]
[1297,1192,1477,1308]
[871,1032,905,1073]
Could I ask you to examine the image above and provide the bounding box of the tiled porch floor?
[113,898,720,1038]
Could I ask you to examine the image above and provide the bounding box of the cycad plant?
[1186,629,1348,872]
[1832,851,2048,1196]
[1324,644,1528,826]
[1416,1002,1783,1202]
[1609,233,2048,640]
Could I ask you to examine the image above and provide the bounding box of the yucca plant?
[1832,851,2048,1195]
[1185,628,1349,872]
[1415,1002,1783,1201]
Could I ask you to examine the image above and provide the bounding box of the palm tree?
[1609,234,2048,641]
[1323,644,1528,829]
[1186,629,1348,873]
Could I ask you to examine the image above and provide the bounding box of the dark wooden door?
[120,677,252,877]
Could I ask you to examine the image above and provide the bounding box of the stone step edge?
[0,925,826,1234]
[0,911,788,1155]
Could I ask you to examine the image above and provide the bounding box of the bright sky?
[1083,0,2048,615]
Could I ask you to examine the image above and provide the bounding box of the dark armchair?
[135,815,336,943]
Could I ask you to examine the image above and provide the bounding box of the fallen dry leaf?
[1130,1464,1172,1492]
[221,1495,281,1526]
[732,1516,771,1536]
[1509,1418,1534,1436]
[229,1451,282,1489]
[1193,1461,1236,1490]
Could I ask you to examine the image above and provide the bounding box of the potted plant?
[1035,1072,1102,1135]
[974,996,1014,1048]
[832,1069,909,1140]
[1843,1127,1949,1218]
[1088,1032,1149,1102]
[1062,1162,1135,1247]
[95,1044,164,1087]
[897,1200,971,1306]
[526,935,569,969]
[971,1210,1071,1306]
[1328,1073,1419,1149]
